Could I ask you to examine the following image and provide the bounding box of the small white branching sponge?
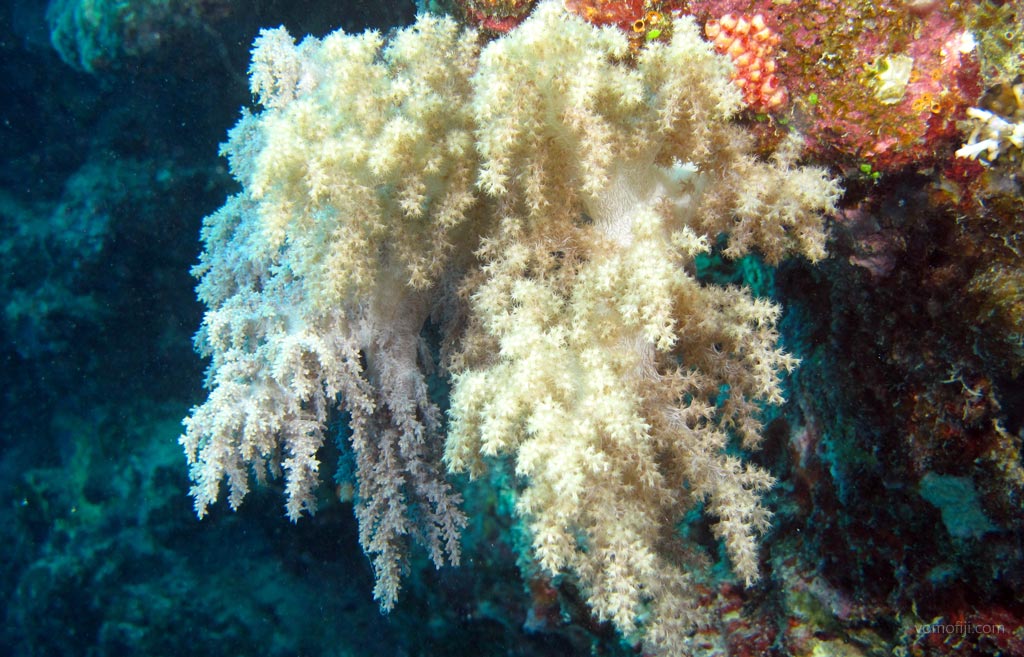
[182,1,839,651]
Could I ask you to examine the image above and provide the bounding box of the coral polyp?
[705,12,787,112]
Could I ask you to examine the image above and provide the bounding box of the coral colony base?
[180,2,839,653]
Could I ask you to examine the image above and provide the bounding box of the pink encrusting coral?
[705,13,787,112]
[682,0,982,172]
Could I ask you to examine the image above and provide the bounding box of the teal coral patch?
[918,472,996,540]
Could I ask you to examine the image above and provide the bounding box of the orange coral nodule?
[713,31,733,50]
[704,12,788,112]
[765,88,788,110]
[752,26,774,44]
[734,15,751,36]
[726,38,746,59]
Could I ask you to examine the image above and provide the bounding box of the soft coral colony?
[179,1,839,653]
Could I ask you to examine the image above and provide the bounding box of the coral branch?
[182,2,838,651]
